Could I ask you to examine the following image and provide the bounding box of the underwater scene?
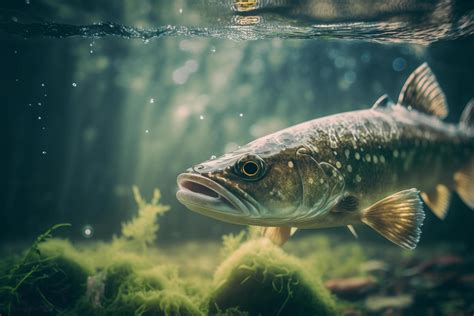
[1,0,474,315]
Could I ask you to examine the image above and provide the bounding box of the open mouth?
[176,173,247,216]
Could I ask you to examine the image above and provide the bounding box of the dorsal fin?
[397,63,448,119]
[372,94,394,109]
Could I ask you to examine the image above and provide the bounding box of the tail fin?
[455,99,474,209]
[460,98,474,129]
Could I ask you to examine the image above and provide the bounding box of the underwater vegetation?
[1,186,473,315]
[0,187,338,316]
[209,239,336,315]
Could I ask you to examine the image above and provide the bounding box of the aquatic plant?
[209,238,338,316]
[220,230,247,258]
[120,290,202,316]
[220,226,265,258]
[120,186,170,252]
[0,224,92,316]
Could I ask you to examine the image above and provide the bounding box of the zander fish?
[176,63,474,249]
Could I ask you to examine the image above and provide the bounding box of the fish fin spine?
[347,225,359,239]
[261,227,293,246]
[372,94,394,109]
[420,184,451,220]
[397,63,448,119]
[290,227,298,236]
[361,188,425,250]
[454,158,474,209]
[460,98,474,129]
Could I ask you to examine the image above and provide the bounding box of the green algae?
[0,188,363,316]
[209,238,338,316]
[0,224,91,315]
[120,186,170,252]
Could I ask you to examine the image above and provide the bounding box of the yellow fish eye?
[242,160,259,177]
[235,154,266,180]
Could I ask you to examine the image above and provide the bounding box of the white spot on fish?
[355,153,361,160]
[347,165,353,172]
[373,155,378,164]
[355,175,362,182]
[352,142,357,149]
[288,161,294,168]
[320,179,324,184]
[365,154,371,162]
[379,155,385,163]
[393,150,399,158]
[308,178,314,184]
[345,149,350,159]
[338,175,343,181]
[336,161,342,169]
[333,151,338,156]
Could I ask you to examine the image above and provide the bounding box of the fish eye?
[242,161,259,177]
[235,154,266,181]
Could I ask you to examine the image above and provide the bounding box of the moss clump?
[103,261,169,305]
[208,238,337,316]
[0,225,92,315]
[103,261,136,304]
[119,290,203,316]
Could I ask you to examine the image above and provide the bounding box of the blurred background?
[1,0,473,247]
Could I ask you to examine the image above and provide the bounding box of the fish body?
[281,103,473,226]
[177,63,474,249]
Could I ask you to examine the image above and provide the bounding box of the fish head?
[177,138,345,226]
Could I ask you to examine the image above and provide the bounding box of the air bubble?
[82,225,94,238]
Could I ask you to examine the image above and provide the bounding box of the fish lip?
[176,173,250,217]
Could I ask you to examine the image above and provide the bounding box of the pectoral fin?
[261,227,297,246]
[420,184,451,219]
[361,189,425,250]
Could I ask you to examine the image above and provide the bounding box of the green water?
[1,0,474,315]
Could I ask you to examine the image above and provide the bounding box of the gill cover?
[294,146,345,222]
